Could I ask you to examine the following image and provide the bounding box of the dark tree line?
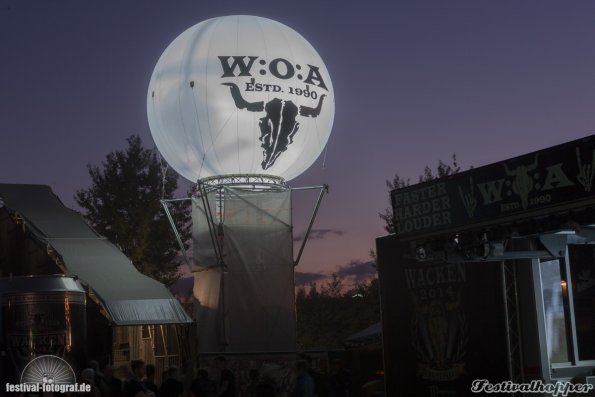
[75,135,191,286]
[296,274,380,349]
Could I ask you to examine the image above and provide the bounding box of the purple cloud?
[293,228,344,242]
[335,260,377,283]
[295,271,327,286]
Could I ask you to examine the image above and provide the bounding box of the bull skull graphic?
[222,83,326,170]
[503,156,538,209]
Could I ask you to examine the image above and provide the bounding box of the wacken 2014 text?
[405,263,466,289]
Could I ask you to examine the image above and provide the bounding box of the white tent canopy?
[0,184,191,326]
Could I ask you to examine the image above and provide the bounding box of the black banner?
[392,134,595,239]
[376,236,509,396]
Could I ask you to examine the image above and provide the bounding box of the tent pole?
[160,199,192,270]
[293,184,328,267]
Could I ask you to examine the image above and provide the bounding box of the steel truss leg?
[502,261,525,394]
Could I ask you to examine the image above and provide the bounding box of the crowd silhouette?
[70,355,360,397]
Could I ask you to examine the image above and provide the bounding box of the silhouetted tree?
[75,135,190,286]
[296,274,380,349]
[379,154,461,233]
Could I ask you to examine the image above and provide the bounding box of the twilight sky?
[1,1,595,285]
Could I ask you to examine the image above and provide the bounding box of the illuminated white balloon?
[147,15,335,182]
